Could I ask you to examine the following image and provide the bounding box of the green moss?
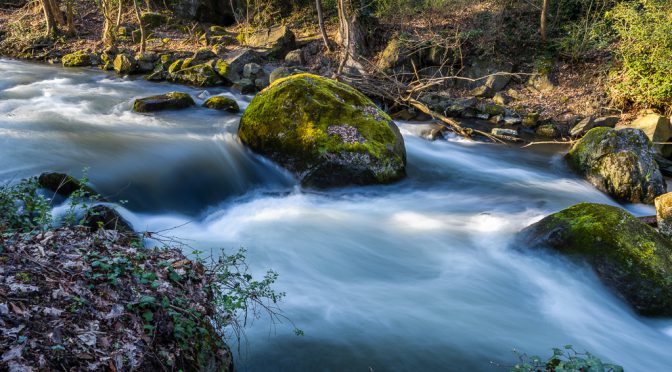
[238,73,406,186]
[168,59,183,74]
[140,12,167,29]
[535,123,559,138]
[215,59,230,78]
[169,64,222,87]
[133,92,195,112]
[209,25,227,35]
[522,202,672,315]
[203,96,239,113]
[182,57,194,69]
[62,50,91,67]
[522,112,539,127]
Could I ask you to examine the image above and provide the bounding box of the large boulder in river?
[520,202,672,316]
[133,92,195,112]
[566,127,665,204]
[238,73,407,188]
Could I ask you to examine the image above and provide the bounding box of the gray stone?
[571,116,619,137]
[566,127,666,204]
[492,128,518,137]
[244,25,296,58]
[243,63,262,78]
[285,49,304,66]
[655,193,672,239]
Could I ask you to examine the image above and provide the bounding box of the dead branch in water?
[521,139,576,148]
[337,55,508,143]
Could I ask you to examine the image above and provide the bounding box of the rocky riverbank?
[0,227,234,371]
[0,172,286,371]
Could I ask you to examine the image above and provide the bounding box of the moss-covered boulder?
[62,50,92,67]
[238,73,406,188]
[114,53,137,75]
[519,203,672,316]
[133,92,195,112]
[140,12,167,29]
[566,127,666,204]
[203,96,239,112]
[169,63,222,87]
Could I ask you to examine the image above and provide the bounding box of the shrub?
[608,0,672,111]
[510,345,623,372]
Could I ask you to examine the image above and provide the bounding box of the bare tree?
[39,0,59,38]
[100,0,116,47]
[116,0,124,31]
[336,0,350,75]
[541,0,549,44]
[336,0,369,75]
[47,0,65,26]
[133,0,146,54]
[64,0,75,36]
[316,0,332,52]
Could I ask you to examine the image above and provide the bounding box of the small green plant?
[63,169,101,226]
[0,178,52,234]
[608,0,672,111]
[509,345,623,372]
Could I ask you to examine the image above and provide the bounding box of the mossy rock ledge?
[237,73,407,188]
[566,127,665,204]
[519,202,672,316]
[133,92,195,112]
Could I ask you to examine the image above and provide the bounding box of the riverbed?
[1,58,671,371]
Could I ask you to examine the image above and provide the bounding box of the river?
[1,58,671,371]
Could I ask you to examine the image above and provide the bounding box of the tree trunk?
[100,0,116,47]
[48,0,65,26]
[336,0,369,72]
[316,0,332,52]
[133,0,146,54]
[116,0,123,31]
[336,0,350,75]
[39,0,58,38]
[541,0,549,44]
[65,0,75,36]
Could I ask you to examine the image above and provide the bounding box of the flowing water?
[2,58,672,371]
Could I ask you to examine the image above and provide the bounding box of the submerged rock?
[238,73,406,188]
[566,127,665,204]
[520,203,672,316]
[37,172,93,197]
[133,92,195,112]
[83,205,134,235]
[203,96,239,112]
